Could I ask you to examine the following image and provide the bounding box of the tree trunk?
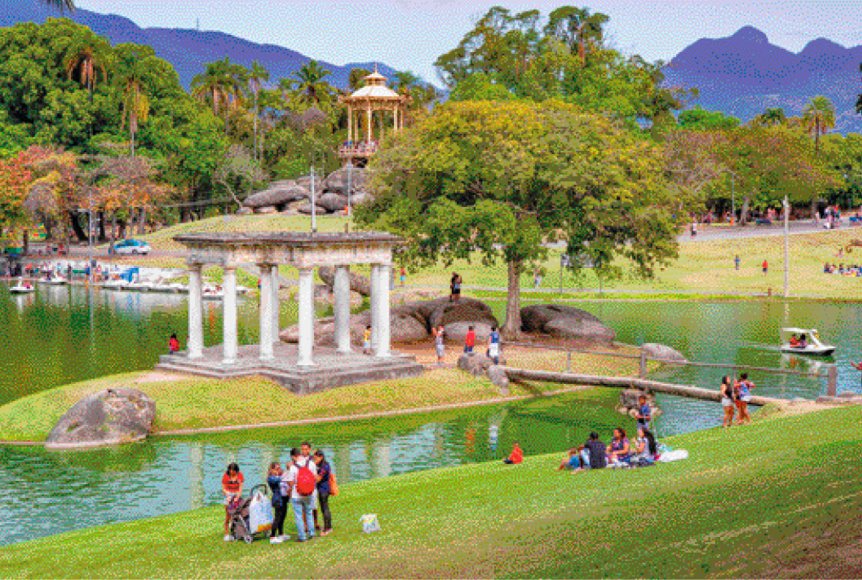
[502,257,523,339]
[137,207,146,235]
[68,210,88,242]
[740,196,751,224]
[109,213,117,255]
[22,230,29,256]
[98,211,106,242]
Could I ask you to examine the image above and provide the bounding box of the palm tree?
[64,35,112,103]
[292,60,334,106]
[248,61,270,162]
[802,95,836,154]
[115,47,153,157]
[756,108,786,127]
[191,58,247,134]
[348,68,371,92]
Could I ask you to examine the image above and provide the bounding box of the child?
[464,325,476,354]
[363,325,372,355]
[168,333,180,354]
[634,395,651,430]
[487,325,501,365]
[503,442,523,465]
[399,267,406,286]
[433,325,445,365]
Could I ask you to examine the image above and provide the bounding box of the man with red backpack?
[285,445,318,542]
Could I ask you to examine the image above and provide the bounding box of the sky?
[75,0,862,82]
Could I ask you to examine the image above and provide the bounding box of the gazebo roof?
[347,84,402,100]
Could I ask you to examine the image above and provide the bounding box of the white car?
[114,240,152,255]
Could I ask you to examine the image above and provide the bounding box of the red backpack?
[296,460,316,497]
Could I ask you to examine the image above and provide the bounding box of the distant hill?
[664,25,862,133]
[0,0,399,90]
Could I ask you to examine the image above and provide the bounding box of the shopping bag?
[360,514,381,534]
[248,491,274,534]
[329,471,339,497]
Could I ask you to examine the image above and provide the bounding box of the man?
[584,432,607,469]
[285,445,318,542]
[634,395,652,430]
[488,326,501,365]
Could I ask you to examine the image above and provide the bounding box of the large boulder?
[296,202,332,215]
[243,183,309,209]
[317,193,348,213]
[325,166,368,195]
[318,266,372,297]
[641,343,687,364]
[348,307,430,345]
[427,299,498,330]
[521,304,601,333]
[444,321,495,345]
[544,318,616,347]
[46,388,156,450]
[279,317,336,346]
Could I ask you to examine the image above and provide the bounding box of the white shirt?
[285,456,318,501]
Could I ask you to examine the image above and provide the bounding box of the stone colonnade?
[179,233,399,368]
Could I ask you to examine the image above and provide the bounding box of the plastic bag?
[360,514,381,534]
[248,491,274,534]
[657,449,689,463]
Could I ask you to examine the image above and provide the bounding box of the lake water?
[0,283,858,545]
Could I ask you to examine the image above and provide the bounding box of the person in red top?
[222,463,244,541]
[168,333,180,354]
[464,326,476,354]
[503,443,523,465]
[762,260,768,275]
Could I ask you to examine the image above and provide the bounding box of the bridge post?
[639,349,647,379]
[828,366,838,397]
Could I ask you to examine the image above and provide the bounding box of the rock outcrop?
[46,388,156,450]
[617,388,662,420]
[520,304,615,346]
[641,343,687,364]
[243,182,309,209]
[521,304,602,333]
[242,167,371,215]
[318,266,372,297]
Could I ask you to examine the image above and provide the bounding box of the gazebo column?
[258,265,274,361]
[187,264,204,359]
[374,264,392,358]
[393,106,398,131]
[270,265,280,344]
[334,265,352,354]
[347,106,353,143]
[297,267,316,367]
[221,267,238,364]
[370,264,381,352]
[366,106,372,142]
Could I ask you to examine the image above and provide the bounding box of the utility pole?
[731,172,736,226]
[88,186,94,285]
[783,194,790,298]
[310,166,318,233]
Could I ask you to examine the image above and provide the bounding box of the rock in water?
[46,388,156,450]
[544,318,616,347]
[641,343,687,364]
[520,304,601,333]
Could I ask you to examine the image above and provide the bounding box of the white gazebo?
[339,67,407,162]
[157,232,422,393]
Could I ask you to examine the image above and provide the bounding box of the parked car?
[113,239,152,255]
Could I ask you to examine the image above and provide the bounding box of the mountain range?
[0,0,398,90]
[664,25,862,132]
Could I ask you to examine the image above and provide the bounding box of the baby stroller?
[228,484,272,544]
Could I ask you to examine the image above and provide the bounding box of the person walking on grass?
[312,450,334,537]
[734,255,740,271]
[762,260,769,275]
[222,463,244,541]
[464,325,476,354]
[285,447,317,543]
[433,325,446,365]
[400,266,406,286]
[488,325,501,365]
[720,375,736,428]
[267,462,288,544]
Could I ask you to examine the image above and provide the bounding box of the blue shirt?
[267,474,284,507]
[489,331,500,345]
[316,460,332,495]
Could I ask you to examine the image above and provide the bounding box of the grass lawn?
[2,402,860,578]
[0,346,640,442]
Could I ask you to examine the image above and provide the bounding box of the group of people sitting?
[786,334,809,348]
[556,426,660,472]
[823,263,862,276]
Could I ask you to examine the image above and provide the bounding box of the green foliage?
[678,106,740,130]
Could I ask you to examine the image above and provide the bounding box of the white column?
[188,264,204,359]
[375,264,391,358]
[259,265,274,361]
[270,265,280,344]
[348,106,353,143]
[369,264,381,353]
[366,107,372,142]
[334,265,352,354]
[297,267,315,367]
[222,267,238,364]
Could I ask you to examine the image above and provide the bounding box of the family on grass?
[221,442,335,544]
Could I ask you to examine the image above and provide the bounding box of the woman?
[633,427,655,464]
[737,373,755,425]
[312,450,333,536]
[450,273,462,303]
[221,462,244,542]
[606,428,631,466]
[267,462,288,544]
[720,375,736,428]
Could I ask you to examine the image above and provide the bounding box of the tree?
[191,57,247,135]
[64,32,112,104]
[348,68,371,92]
[213,144,266,208]
[248,61,270,162]
[291,60,334,107]
[754,108,786,127]
[357,100,681,338]
[678,107,740,131]
[544,6,609,65]
[115,45,157,156]
[802,95,836,154]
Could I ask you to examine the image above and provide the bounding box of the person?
[450,273,462,303]
[464,325,476,354]
[634,395,651,430]
[168,333,180,354]
[399,266,406,286]
[788,334,800,347]
[734,255,740,271]
[584,432,607,469]
[487,325,501,365]
[762,260,768,275]
[691,221,698,237]
[433,324,445,365]
[606,427,631,466]
[363,325,372,355]
[312,450,333,537]
[720,375,736,428]
[632,427,656,464]
[534,268,543,288]
[736,373,755,425]
[285,447,317,542]
[557,447,583,471]
[221,463,244,541]
[798,334,808,348]
[503,442,523,465]
[267,462,288,544]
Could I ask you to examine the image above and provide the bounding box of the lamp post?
[783,194,790,298]
[88,186,94,285]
